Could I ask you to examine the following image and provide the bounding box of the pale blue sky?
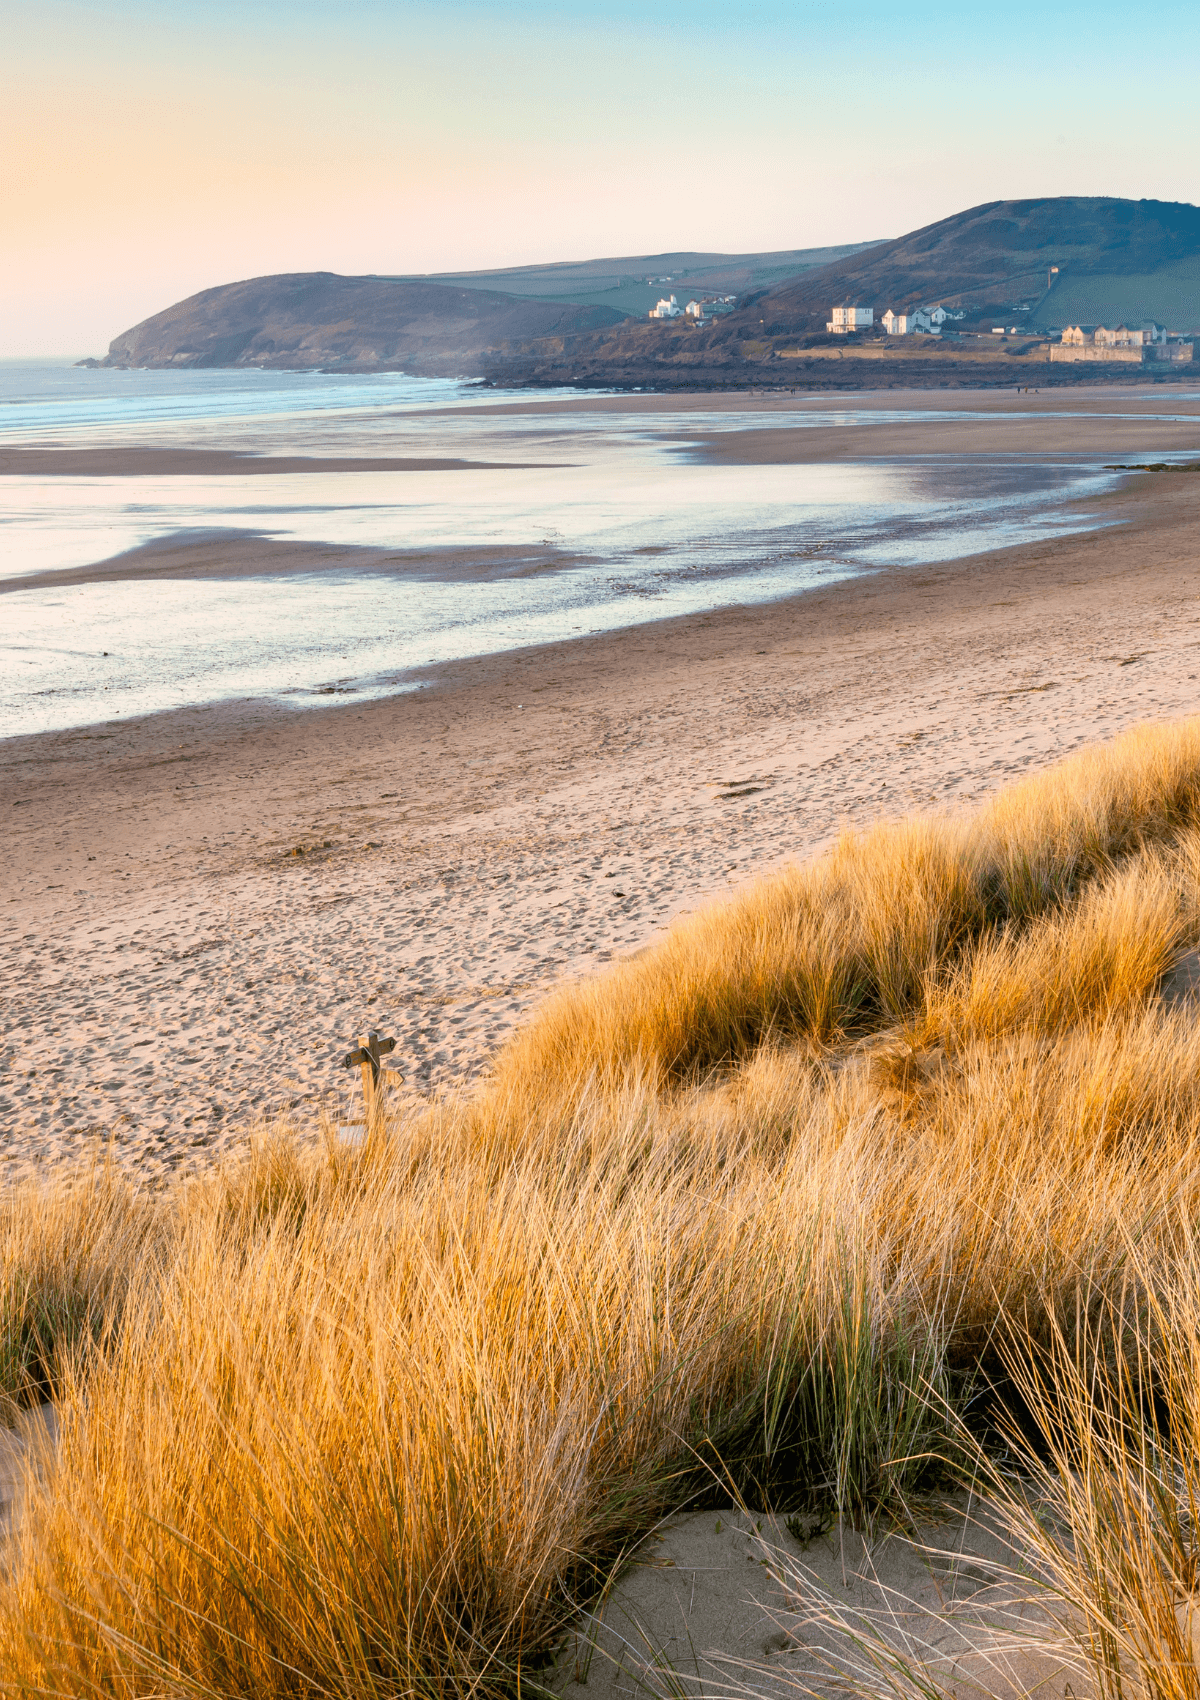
[3,0,1198,353]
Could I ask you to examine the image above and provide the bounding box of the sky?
[3,0,1199,357]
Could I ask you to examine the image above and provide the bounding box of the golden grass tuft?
[490,718,1200,1114]
[4,718,1200,1695]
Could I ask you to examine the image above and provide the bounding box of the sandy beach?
[3,425,1199,1178]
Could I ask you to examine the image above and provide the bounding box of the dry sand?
[2,450,1200,1180]
[549,1499,1074,1700]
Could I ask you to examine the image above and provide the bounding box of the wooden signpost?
[341,1030,400,1122]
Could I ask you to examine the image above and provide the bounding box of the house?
[1094,324,1166,348]
[827,303,874,333]
[685,300,705,318]
[1095,324,1140,347]
[649,295,682,320]
[1052,325,1143,364]
[882,308,939,335]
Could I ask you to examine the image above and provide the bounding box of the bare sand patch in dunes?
[551,1501,1071,1700]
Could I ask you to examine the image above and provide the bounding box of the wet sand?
[438,382,1200,462]
[3,462,1199,1180]
[1,534,595,596]
[439,382,1200,419]
[494,382,1200,407]
[692,418,1200,463]
[0,448,557,477]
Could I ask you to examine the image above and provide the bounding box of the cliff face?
[100,272,626,374]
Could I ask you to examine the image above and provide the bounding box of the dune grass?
[3,720,1200,1695]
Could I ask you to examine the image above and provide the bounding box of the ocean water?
[0,360,1129,738]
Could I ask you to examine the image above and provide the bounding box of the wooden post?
[359,1033,376,1122]
[342,1030,399,1127]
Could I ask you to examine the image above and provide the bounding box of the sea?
[0,358,1140,740]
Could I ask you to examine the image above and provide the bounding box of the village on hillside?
[817,300,1194,362]
[643,288,1194,362]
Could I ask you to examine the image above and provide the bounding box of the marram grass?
[4,719,1200,1696]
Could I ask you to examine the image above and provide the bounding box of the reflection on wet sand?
[5,366,1199,739]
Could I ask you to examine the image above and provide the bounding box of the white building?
[881,308,934,335]
[827,303,874,333]
[649,295,682,320]
[685,299,705,318]
[882,309,916,334]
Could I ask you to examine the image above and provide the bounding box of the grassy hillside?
[485,198,1200,388]
[416,243,881,319]
[5,722,1200,1696]
[756,196,1200,333]
[96,246,883,370]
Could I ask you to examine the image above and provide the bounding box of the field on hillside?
[1033,256,1200,333]
[5,722,1200,1697]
